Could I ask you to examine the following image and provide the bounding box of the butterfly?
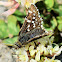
[15,4,49,47]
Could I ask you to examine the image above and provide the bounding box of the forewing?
[19,4,43,34]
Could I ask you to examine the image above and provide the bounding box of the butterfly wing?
[19,4,43,34]
[17,4,48,45]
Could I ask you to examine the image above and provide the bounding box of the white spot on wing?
[40,17,43,20]
[35,6,37,10]
[33,10,35,12]
[25,18,27,20]
[41,25,43,28]
[35,19,37,21]
[27,28,30,31]
[38,12,40,15]
[28,10,32,13]
[33,23,36,28]
[33,13,35,16]
[41,25,44,29]
[37,9,39,11]
[27,20,31,23]
[38,15,40,18]
[33,17,35,19]
[41,21,43,24]
[32,21,34,23]
[28,25,30,28]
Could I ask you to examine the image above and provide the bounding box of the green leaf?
[45,27,53,31]
[0,20,9,39]
[53,0,59,9]
[14,10,26,16]
[13,10,26,24]
[7,15,20,35]
[3,37,18,46]
[59,5,62,10]
[45,0,54,9]
[0,15,20,40]
[58,23,62,31]
[57,16,62,31]
[51,17,57,30]
[16,16,24,24]
[57,16,62,24]
[53,9,62,16]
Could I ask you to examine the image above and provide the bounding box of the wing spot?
[33,17,35,19]
[33,10,35,12]
[41,25,43,28]
[28,10,32,13]
[38,12,40,15]
[27,28,30,31]
[33,23,36,28]
[40,17,43,20]
[25,18,27,20]
[41,25,44,29]
[35,19,37,21]
[33,13,35,16]
[27,20,31,23]
[32,21,34,23]
[28,25,30,28]
[38,15,40,18]
[41,21,43,24]
[37,9,39,11]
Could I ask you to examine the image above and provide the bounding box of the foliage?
[0,15,20,45]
